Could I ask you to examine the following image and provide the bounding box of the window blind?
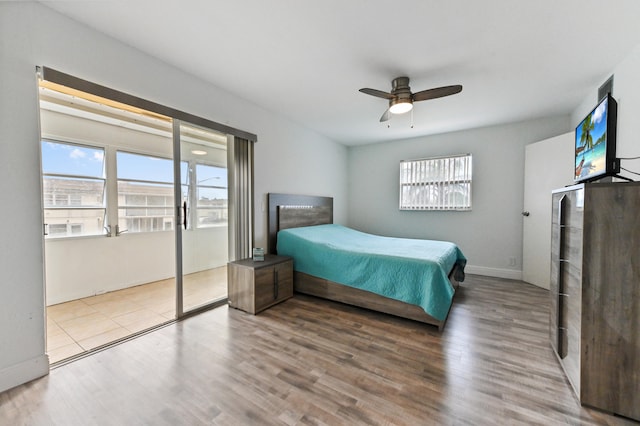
[399,153,472,211]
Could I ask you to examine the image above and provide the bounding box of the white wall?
[347,116,570,279]
[45,232,174,304]
[254,117,348,248]
[0,2,347,392]
[571,43,640,179]
[0,2,49,395]
[44,229,228,305]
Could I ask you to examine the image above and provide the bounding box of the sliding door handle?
[183,201,188,230]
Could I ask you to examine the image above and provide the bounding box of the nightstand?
[227,254,293,314]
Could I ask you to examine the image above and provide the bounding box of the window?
[399,153,472,211]
[194,164,228,227]
[41,140,106,237]
[116,151,178,233]
[41,144,227,237]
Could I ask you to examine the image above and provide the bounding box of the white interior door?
[522,132,574,288]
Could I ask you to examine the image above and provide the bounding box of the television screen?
[574,94,617,183]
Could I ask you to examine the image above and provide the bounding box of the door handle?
[183,201,188,230]
[522,211,530,217]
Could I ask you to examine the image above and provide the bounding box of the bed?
[267,193,466,330]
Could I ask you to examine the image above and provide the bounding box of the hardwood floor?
[1,275,635,425]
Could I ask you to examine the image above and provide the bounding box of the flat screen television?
[574,93,618,183]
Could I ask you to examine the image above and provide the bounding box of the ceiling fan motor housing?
[392,77,411,93]
[390,77,413,111]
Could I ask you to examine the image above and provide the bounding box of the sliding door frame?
[172,120,185,317]
[39,66,257,319]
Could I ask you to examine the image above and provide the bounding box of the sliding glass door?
[174,121,229,316]
[39,81,178,363]
[39,68,247,362]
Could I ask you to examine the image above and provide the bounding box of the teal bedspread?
[276,224,466,321]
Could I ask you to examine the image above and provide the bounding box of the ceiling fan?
[359,77,462,122]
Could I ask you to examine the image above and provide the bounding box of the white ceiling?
[40,0,640,146]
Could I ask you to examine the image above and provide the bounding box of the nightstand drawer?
[255,260,292,293]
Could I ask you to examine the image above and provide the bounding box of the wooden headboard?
[267,193,333,254]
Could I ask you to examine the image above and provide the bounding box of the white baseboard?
[464,265,523,281]
[0,354,50,393]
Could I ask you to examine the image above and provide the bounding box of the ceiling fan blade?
[379,108,390,122]
[359,88,394,100]
[412,85,463,102]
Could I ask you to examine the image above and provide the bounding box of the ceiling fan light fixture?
[389,99,413,115]
[360,77,462,122]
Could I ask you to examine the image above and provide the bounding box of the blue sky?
[41,141,227,187]
[41,141,104,177]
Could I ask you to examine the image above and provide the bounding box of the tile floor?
[46,266,227,364]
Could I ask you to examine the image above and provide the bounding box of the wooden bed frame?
[267,193,461,330]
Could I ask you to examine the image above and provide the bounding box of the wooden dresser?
[550,182,640,420]
[228,254,293,314]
